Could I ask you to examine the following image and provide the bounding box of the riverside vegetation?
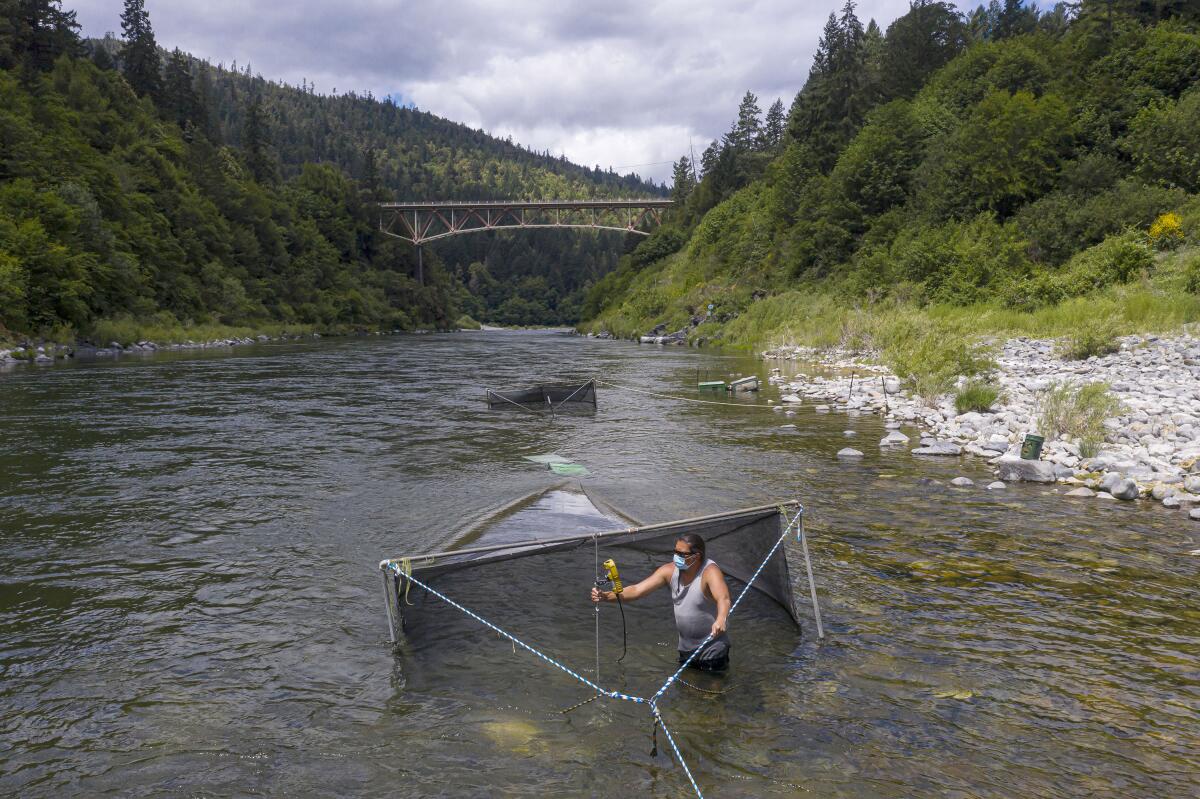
[583,2,1200,385]
[0,0,662,350]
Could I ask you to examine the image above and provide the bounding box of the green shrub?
[1125,88,1200,193]
[1059,232,1155,296]
[629,227,687,269]
[455,314,482,330]
[881,214,1033,305]
[955,380,1003,413]
[1014,180,1187,265]
[1185,252,1200,294]
[1038,381,1124,451]
[1000,271,1065,311]
[1057,317,1122,360]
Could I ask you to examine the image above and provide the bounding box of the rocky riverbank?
[764,332,1200,521]
[0,333,320,369]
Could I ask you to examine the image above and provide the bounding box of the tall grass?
[88,315,317,347]
[1038,381,1125,454]
[955,380,1003,413]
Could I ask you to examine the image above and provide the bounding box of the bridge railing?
[379,198,673,245]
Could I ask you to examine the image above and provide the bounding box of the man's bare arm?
[704,565,732,636]
[591,564,671,603]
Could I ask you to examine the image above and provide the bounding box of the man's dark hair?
[676,532,705,562]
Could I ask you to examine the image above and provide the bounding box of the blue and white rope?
[652,704,704,798]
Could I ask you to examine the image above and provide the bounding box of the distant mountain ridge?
[0,0,666,344]
[87,32,666,203]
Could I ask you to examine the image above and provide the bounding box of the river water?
[1,331,1197,797]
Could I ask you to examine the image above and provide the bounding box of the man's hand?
[710,618,726,637]
[591,586,603,603]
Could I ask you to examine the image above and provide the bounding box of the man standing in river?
[591,533,733,671]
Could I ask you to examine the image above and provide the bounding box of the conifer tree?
[670,156,696,203]
[242,95,277,183]
[120,0,160,99]
[163,48,201,129]
[700,140,719,176]
[1,0,80,71]
[764,98,786,150]
[727,91,764,152]
[91,40,115,70]
[786,1,872,168]
[880,1,966,100]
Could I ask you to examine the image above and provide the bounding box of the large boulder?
[995,455,1056,483]
[1111,479,1140,500]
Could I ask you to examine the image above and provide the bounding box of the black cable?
[615,593,627,663]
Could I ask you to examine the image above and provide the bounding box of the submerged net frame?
[378,501,823,798]
[485,378,597,411]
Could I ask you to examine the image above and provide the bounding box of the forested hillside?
[0,0,660,343]
[586,1,1200,357]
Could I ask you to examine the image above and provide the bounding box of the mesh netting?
[381,503,801,636]
[485,379,597,409]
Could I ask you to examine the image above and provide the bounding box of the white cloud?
[69,1,930,182]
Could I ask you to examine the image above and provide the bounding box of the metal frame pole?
[797,511,824,639]
[382,570,398,643]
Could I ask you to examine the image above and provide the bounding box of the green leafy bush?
[1125,88,1200,193]
[1183,252,1200,294]
[1000,271,1065,311]
[1014,180,1186,264]
[955,380,1003,413]
[455,314,481,330]
[874,214,1033,305]
[1057,318,1122,360]
[629,228,686,269]
[1038,382,1124,453]
[1058,232,1155,296]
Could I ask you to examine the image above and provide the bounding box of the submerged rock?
[1065,487,1096,498]
[950,477,974,487]
[837,448,864,460]
[987,481,1006,490]
[912,442,962,456]
[880,430,909,447]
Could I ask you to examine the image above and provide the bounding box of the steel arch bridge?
[378,198,673,245]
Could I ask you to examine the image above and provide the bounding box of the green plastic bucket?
[1020,433,1045,460]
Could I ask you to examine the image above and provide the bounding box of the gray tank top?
[670,559,728,651]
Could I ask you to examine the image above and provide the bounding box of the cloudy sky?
[71,1,935,183]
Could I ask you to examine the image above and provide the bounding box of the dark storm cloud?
[69,1,923,181]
